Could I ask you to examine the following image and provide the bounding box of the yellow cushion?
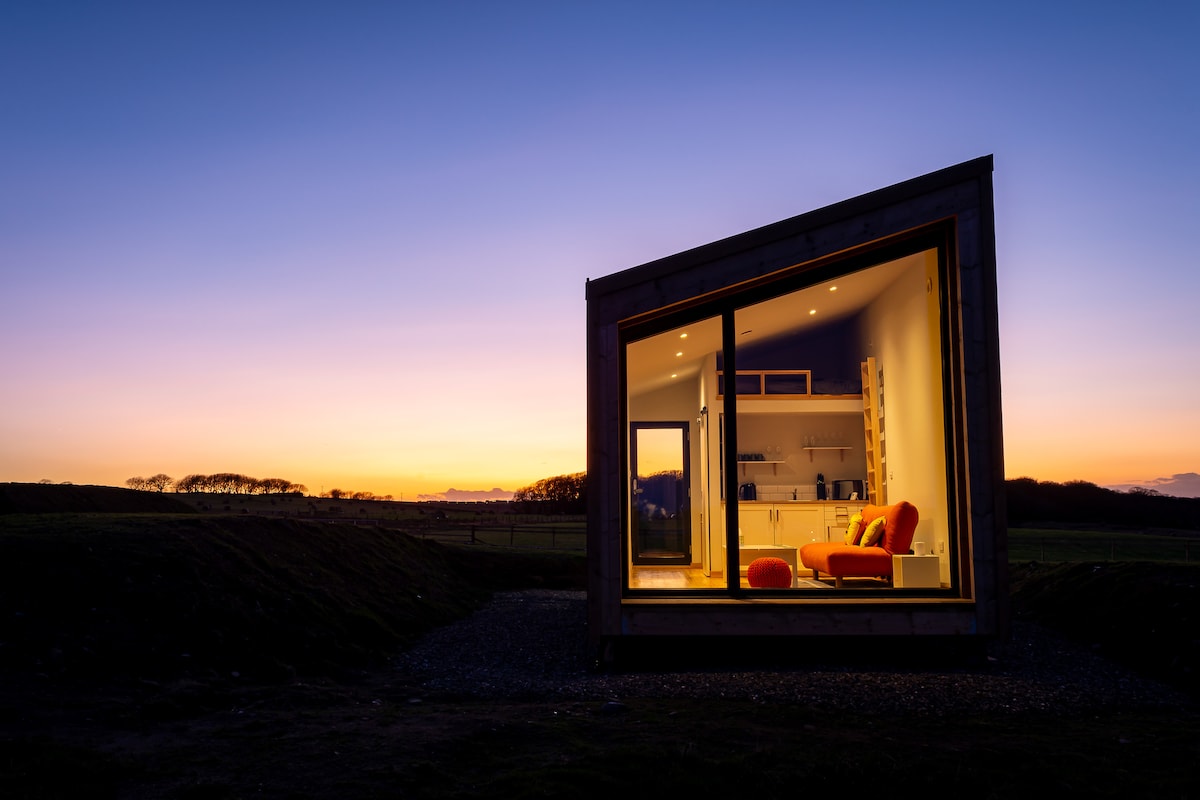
[859,516,886,547]
[843,513,864,545]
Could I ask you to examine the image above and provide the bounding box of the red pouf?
[747,556,793,588]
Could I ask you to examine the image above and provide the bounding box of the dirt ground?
[6,610,1199,799]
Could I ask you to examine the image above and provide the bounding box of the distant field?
[6,483,1196,561]
[167,492,1200,561]
[1008,526,1199,563]
[168,489,589,550]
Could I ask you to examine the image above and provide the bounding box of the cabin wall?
[586,156,1005,656]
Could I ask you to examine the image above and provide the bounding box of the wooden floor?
[628,565,890,590]
[629,566,727,589]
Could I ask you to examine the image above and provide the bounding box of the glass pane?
[624,315,720,587]
[764,372,809,395]
[633,426,686,558]
[735,373,762,395]
[621,246,951,595]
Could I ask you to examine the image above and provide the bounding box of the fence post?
[510,524,515,546]
[551,527,557,549]
[471,525,476,545]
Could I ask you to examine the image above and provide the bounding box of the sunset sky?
[3,2,1198,499]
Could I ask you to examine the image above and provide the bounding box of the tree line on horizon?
[505,472,1198,528]
[1005,477,1199,531]
[511,471,586,514]
[118,470,1197,529]
[126,473,309,496]
[505,472,1198,529]
[123,472,389,501]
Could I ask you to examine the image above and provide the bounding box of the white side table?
[892,554,940,588]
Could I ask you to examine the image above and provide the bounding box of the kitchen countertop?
[722,499,865,504]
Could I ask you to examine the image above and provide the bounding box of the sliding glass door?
[630,422,691,565]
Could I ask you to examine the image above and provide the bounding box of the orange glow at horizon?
[2,4,1196,498]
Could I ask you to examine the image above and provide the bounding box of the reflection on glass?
[632,425,687,562]
[763,372,809,395]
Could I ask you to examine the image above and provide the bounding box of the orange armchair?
[799,501,919,587]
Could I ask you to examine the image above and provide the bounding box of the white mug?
[913,541,928,556]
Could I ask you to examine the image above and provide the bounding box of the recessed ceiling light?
[829,285,838,292]
[679,333,688,339]
[808,309,817,315]
[670,373,678,379]
[675,351,683,357]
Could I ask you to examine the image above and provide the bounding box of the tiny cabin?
[585,156,1007,663]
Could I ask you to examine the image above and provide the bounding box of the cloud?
[1106,472,1200,498]
[416,487,514,502]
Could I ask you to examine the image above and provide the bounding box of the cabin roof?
[586,154,993,305]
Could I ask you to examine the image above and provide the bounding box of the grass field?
[1008,526,1199,563]
[1,485,1198,797]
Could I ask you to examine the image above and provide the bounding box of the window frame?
[617,221,965,599]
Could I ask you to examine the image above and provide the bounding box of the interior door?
[630,422,691,565]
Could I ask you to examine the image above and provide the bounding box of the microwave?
[832,479,864,501]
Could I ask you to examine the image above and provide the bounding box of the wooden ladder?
[861,357,886,505]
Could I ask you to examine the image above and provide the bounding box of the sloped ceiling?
[626,252,921,397]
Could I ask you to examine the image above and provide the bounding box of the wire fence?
[422,526,1196,561]
[405,523,587,551]
[1006,529,1197,563]
[313,518,1198,561]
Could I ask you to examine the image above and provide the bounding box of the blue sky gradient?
[3,2,1198,497]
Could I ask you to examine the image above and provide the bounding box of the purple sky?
[2,2,1198,497]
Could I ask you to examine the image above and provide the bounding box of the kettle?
[737,482,757,501]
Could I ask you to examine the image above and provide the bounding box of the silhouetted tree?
[634,470,685,520]
[145,473,173,492]
[512,472,587,514]
[171,472,306,495]
[1005,478,1199,530]
[175,474,208,493]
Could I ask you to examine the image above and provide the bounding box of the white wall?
[860,250,951,572]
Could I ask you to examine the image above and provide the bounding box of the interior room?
[625,248,951,592]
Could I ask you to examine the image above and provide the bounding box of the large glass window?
[623,246,952,595]
[625,315,721,588]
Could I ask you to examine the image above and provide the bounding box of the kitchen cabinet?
[824,502,865,541]
[736,504,777,546]
[775,505,825,549]
[737,503,825,549]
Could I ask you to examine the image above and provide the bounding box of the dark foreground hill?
[0,513,584,683]
[0,482,197,514]
[1,486,1198,797]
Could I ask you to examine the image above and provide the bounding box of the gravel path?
[395,590,1191,716]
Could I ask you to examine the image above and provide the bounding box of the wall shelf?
[801,446,851,462]
[737,459,786,476]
